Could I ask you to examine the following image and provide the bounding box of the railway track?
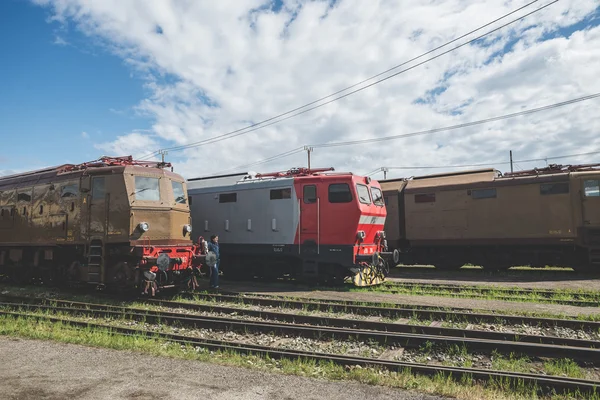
[1,295,600,364]
[381,281,600,306]
[0,301,598,395]
[181,292,600,331]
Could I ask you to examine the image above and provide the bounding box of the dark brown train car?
[0,156,197,289]
[380,164,600,271]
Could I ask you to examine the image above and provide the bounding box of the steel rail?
[182,292,600,331]
[385,281,600,299]
[2,299,600,364]
[3,294,597,349]
[0,310,597,396]
[376,283,600,307]
[142,298,600,348]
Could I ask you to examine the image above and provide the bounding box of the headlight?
[138,222,150,232]
[183,224,192,234]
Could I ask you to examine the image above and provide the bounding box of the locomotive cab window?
[356,184,371,204]
[219,193,237,203]
[171,180,186,204]
[270,188,291,200]
[303,185,317,204]
[584,180,600,197]
[540,182,569,195]
[92,177,106,201]
[415,193,436,203]
[329,183,352,203]
[371,187,384,206]
[134,176,160,201]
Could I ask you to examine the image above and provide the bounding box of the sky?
[0,0,599,180]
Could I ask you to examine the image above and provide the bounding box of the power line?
[370,150,600,174]
[310,92,600,149]
[210,147,305,175]
[139,0,553,159]
[216,92,600,176]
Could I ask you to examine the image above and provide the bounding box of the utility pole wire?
[215,91,600,176]
[138,0,552,159]
[309,92,600,149]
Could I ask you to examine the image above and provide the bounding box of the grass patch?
[1,314,593,400]
[350,282,600,307]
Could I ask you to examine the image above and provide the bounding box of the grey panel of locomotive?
[188,176,299,245]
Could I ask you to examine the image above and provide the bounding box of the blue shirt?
[208,242,220,260]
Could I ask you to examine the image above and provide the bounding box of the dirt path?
[0,337,443,400]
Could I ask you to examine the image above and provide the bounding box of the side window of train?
[171,181,186,204]
[17,190,32,202]
[371,187,384,206]
[328,183,352,203]
[219,193,237,203]
[61,184,79,199]
[92,177,106,201]
[584,180,600,197]
[303,185,317,204]
[414,193,435,203]
[540,182,569,195]
[270,188,291,200]
[470,188,497,199]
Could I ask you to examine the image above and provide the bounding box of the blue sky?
[0,0,150,172]
[1,0,599,179]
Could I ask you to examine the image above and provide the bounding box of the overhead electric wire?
[309,92,600,149]
[367,150,600,176]
[139,0,554,159]
[214,92,600,176]
[210,147,306,175]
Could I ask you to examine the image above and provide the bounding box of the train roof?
[187,167,364,192]
[0,156,175,190]
[407,168,500,190]
[379,168,499,191]
[379,163,600,193]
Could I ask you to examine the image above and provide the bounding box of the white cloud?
[53,35,69,46]
[81,131,89,139]
[33,0,600,180]
[94,131,160,159]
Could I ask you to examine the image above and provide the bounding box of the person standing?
[207,234,220,289]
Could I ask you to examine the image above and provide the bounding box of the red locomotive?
[187,167,399,285]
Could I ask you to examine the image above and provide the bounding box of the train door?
[89,176,109,237]
[301,184,318,242]
[582,179,600,227]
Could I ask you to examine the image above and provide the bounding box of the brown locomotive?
[0,156,199,290]
[380,164,600,271]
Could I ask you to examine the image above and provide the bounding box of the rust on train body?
[0,156,197,289]
[380,163,600,271]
